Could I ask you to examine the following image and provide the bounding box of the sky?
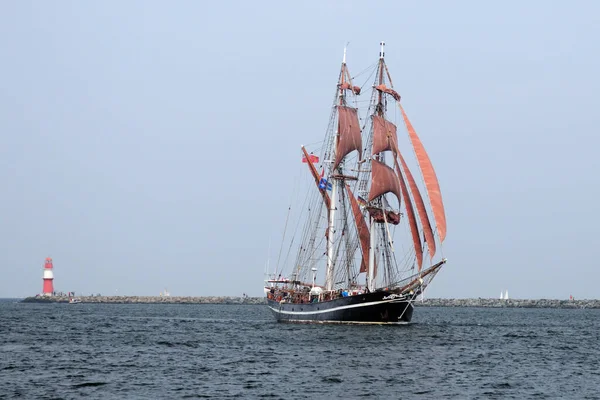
[1,1,599,299]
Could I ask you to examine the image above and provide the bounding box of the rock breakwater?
[417,298,600,309]
[21,295,264,305]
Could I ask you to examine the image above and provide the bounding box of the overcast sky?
[1,1,598,299]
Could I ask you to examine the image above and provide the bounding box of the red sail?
[400,105,447,242]
[345,184,370,274]
[397,150,436,260]
[368,159,401,203]
[393,158,424,270]
[372,115,398,155]
[334,106,362,170]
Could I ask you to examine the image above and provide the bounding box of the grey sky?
[1,1,598,298]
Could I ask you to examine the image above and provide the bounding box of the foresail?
[397,150,436,260]
[400,105,447,242]
[368,158,401,203]
[345,184,370,274]
[334,106,362,170]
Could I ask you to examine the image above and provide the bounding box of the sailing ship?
[265,42,448,324]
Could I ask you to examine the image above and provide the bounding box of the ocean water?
[1,300,599,399]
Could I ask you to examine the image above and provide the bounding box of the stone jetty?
[20,296,600,308]
[21,295,265,305]
[415,298,600,309]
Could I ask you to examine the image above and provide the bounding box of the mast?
[298,45,364,292]
[325,45,348,291]
[325,174,336,291]
[366,42,387,289]
[366,43,382,289]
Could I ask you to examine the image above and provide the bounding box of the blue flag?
[319,178,333,191]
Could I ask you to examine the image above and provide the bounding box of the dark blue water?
[1,300,599,399]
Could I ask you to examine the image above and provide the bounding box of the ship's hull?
[266,291,414,324]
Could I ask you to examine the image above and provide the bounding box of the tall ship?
[265,43,448,324]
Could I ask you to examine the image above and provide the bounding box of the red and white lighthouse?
[42,257,54,295]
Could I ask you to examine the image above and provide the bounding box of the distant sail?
[334,106,362,170]
[396,150,436,259]
[368,158,401,203]
[346,184,370,274]
[400,105,447,242]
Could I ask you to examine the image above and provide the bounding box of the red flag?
[302,154,319,163]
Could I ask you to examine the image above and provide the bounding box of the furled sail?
[366,207,401,225]
[400,105,447,242]
[375,84,401,101]
[368,158,401,202]
[333,106,362,170]
[340,82,361,95]
[397,150,436,259]
[372,115,398,155]
[393,159,424,270]
[345,184,370,274]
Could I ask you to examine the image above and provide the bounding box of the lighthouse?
[42,257,54,295]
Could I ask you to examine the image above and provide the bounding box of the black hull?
[266,291,414,324]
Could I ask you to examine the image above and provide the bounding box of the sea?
[1,299,599,399]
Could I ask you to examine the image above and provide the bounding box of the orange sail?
[345,184,370,274]
[400,105,447,242]
[393,158,423,270]
[397,150,436,260]
[368,159,401,203]
[334,106,362,170]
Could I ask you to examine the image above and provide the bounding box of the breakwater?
[415,298,600,309]
[20,296,600,308]
[21,296,264,305]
